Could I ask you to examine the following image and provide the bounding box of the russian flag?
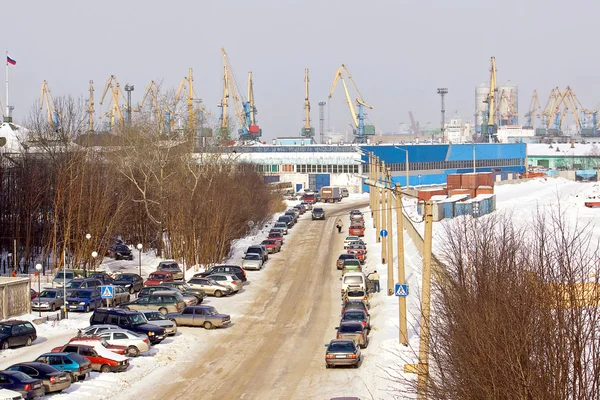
[6,55,16,65]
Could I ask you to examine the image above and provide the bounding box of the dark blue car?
[0,370,44,399]
[34,352,92,382]
[66,289,102,313]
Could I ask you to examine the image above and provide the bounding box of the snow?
[527,142,600,157]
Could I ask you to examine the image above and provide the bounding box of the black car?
[195,265,247,283]
[112,273,144,294]
[88,272,115,285]
[89,308,166,344]
[0,370,44,399]
[0,320,37,350]
[6,362,71,394]
[312,207,325,220]
[284,210,298,223]
[64,278,102,296]
[245,246,268,263]
[277,215,294,228]
[109,244,134,261]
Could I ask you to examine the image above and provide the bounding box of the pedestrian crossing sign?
[395,283,409,297]
[101,285,114,299]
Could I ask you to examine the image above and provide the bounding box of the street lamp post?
[91,251,98,273]
[35,264,42,317]
[137,244,143,277]
[394,147,410,189]
[85,233,91,278]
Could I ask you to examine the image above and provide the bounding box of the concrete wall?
[0,277,31,320]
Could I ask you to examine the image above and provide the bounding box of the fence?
[0,277,31,320]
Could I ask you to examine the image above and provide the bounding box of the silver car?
[205,274,242,293]
[242,253,263,271]
[79,324,122,336]
[97,329,151,357]
[138,310,178,336]
[157,261,184,280]
[52,269,76,288]
[32,289,65,312]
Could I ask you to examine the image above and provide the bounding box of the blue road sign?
[100,285,114,299]
[395,283,409,297]
[380,229,388,237]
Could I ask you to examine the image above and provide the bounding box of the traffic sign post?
[380,229,388,238]
[101,285,114,308]
[395,283,409,297]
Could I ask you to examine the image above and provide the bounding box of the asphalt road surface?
[152,200,368,400]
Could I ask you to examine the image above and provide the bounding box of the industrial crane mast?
[328,64,374,143]
[40,80,60,130]
[139,81,175,134]
[217,66,230,142]
[481,57,498,142]
[301,68,314,138]
[539,87,563,131]
[99,75,127,131]
[524,90,540,129]
[175,68,208,138]
[88,80,95,132]
[247,71,260,135]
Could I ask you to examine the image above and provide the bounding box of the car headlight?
[79,302,86,305]
[148,331,154,336]
[42,302,50,305]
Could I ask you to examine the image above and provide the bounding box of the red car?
[347,249,366,263]
[63,336,128,356]
[267,232,284,246]
[349,225,365,237]
[51,343,129,373]
[30,289,38,300]
[144,271,174,287]
[261,239,281,253]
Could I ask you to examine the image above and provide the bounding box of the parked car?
[79,325,121,336]
[137,310,177,336]
[197,265,247,283]
[350,217,365,228]
[112,273,144,294]
[31,289,64,312]
[347,243,367,254]
[157,261,184,280]
[121,290,186,315]
[336,254,357,270]
[0,321,37,350]
[336,322,368,348]
[144,271,175,287]
[349,225,365,237]
[65,336,128,356]
[273,222,288,234]
[108,244,134,261]
[267,232,284,246]
[103,285,130,307]
[97,329,150,357]
[343,288,370,307]
[341,299,370,317]
[30,289,37,301]
[342,259,363,276]
[89,308,166,345]
[277,215,294,228]
[167,305,231,329]
[347,248,365,263]
[261,239,281,254]
[6,362,71,394]
[343,236,361,248]
[159,281,206,303]
[293,204,305,214]
[51,343,129,373]
[241,253,263,271]
[341,272,367,297]
[300,201,313,210]
[66,289,103,313]
[88,272,115,285]
[52,269,75,288]
[284,210,299,223]
[245,245,268,263]
[349,209,363,217]
[187,278,233,298]
[34,352,92,383]
[311,207,325,220]
[325,339,360,369]
[64,278,102,296]
[341,309,371,331]
[137,286,198,306]
[0,370,44,399]
[205,274,242,293]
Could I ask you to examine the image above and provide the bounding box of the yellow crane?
[524,90,540,129]
[99,75,128,131]
[88,80,95,132]
[138,80,177,134]
[328,64,374,143]
[40,80,60,130]
[301,68,314,138]
[538,87,564,130]
[175,68,208,137]
[217,65,230,142]
[481,57,498,142]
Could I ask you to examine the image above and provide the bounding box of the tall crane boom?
[40,80,60,130]
[175,68,208,138]
[88,80,95,132]
[481,56,498,142]
[218,66,230,142]
[99,75,127,131]
[301,68,314,138]
[524,90,540,129]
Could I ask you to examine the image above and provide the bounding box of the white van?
[341,272,366,297]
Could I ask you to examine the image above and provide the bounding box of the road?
[151,200,367,400]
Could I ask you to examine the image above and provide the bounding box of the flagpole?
[5,50,8,121]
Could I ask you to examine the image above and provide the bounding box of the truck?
[319,186,342,203]
[303,191,316,204]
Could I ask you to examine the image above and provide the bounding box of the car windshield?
[204,307,218,316]
[130,314,146,325]
[39,290,58,298]
[72,291,92,298]
[328,342,356,353]
[347,291,366,297]
[343,312,365,321]
[247,248,261,254]
[262,240,274,245]
[314,208,323,212]
[0,325,11,335]
[339,324,363,333]
[145,312,166,321]
[245,254,260,260]
[55,272,74,280]
[99,338,110,347]
[115,245,129,251]
[274,223,285,227]
[115,275,133,282]
[65,281,82,288]
[149,274,166,280]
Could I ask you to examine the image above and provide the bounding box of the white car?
[0,389,24,399]
[98,329,150,356]
[241,253,263,271]
[138,309,178,336]
[80,324,122,336]
[205,273,242,293]
[343,236,360,248]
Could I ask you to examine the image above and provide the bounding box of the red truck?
[303,191,316,204]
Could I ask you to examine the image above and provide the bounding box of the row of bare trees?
[0,97,281,273]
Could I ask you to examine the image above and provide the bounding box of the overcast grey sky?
[3,0,598,140]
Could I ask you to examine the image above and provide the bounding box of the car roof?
[187,305,214,310]
[149,290,179,295]
[149,271,171,275]
[0,320,28,326]
[329,339,355,344]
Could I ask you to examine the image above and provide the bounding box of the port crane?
[328,64,374,143]
[480,57,498,142]
[524,90,540,129]
[221,47,261,142]
[217,65,231,142]
[40,80,60,131]
[538,87,564,131]
[301,68,314,138]
[175,68,208,139]
[99,75,128,131]
[87,80,95,132]
[138,80,176,134]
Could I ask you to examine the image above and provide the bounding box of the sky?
[2,0,599,141]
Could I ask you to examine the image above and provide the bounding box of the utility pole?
[374,157,381,242]
[319,101,326,144]
[386,168,394,296]
[381,161,387,257]
[396,187,408,345]
[473,144,476,173]
[369,153,375,227]
[125,84,134,126]
[437,88,448,142]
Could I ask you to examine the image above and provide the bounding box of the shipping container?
[471,199,482,217]
[432,202,444,222]
[448,188,475,198]
[461,173,478,189]
[476,172,494,187]
[455,201,473,216]
[417,202,423,215]
[430,195,448,202]
[417,188,447,202]
[442,194,470,219]
[475,186,494,196]
[446,174,462,190]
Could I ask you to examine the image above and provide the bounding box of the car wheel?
[100,364,111,373]
[51,304,56,312]
[214,290,223,298]
[203,321,214,330]
[129,287,135,294]
[325,364,331,369]
[127,346,140,357]
[69,373,76,383]
[85,305,90,313]
[25,337,32,346]
[78,374,86,381]
[1,341,8,350]
[159,307,168,315]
